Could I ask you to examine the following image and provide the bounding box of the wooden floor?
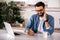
[54,29,60,33]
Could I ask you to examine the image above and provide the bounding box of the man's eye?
[35,9,43,12]
[40,9,43,11]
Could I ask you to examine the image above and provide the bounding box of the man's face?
[35,6,44,17]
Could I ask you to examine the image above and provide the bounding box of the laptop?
[0,22,15,40]
[4,22,25,35]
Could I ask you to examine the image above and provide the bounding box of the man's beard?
[38,12,44,17]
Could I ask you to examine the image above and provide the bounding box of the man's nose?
[38,12,41,14]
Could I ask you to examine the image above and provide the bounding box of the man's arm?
[43,8,54,35]
[44,15,54,35]
[45,17,54,35]
[43,8,53,29]
[25,15,34,36]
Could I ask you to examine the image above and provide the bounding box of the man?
[25,2,54,36]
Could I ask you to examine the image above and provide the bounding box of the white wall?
[1,0,60,28]
[47,0,60,7]
[20,7,60,28]
[19,0,60,28]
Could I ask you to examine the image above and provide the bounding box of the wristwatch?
[44,19,48,22]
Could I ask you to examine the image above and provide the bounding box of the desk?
[15,32,60,40]
[0,29,14,40]
[0,29,60,40]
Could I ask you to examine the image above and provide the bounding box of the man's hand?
[43,7,47,20]
[43,8,50,29]
[26,30,34,36]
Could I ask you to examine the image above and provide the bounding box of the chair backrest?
[4,22,15,37]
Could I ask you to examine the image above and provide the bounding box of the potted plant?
[0,1,24,29]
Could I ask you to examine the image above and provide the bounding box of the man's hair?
[35,2,45,8]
